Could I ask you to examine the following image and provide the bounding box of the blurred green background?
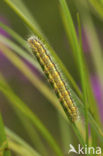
[0,0,103,155]
[0,1,77,153]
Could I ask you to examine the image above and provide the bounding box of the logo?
[68,144,101,155]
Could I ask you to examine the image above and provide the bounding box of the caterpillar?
[28,36,78,121]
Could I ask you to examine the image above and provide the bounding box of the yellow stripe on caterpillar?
[28,36,78,122]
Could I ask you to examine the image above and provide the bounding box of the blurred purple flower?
[0,16,10,38]
[91,75,103,122]
[0,16,40,82]
[82,29,103,122]
[81,28,103,122]
[77,27,90,52]
[82,29,90,53]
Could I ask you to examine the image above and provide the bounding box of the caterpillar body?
[28,36,78,121]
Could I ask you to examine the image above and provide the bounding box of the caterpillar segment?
[28,36,78,121]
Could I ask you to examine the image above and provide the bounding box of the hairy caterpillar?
[28,36,78,121]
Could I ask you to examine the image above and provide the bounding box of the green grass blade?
[75,0,103,89]
[58,114,73,153]
[72,89,103,146]
[0,23,85,145]
[0,0,102,146]
[0,22,30,52]
[59,0,103,147]
[1,40,103,146]
[75,1,103,146]
[77,14,89,145]
[0,75,63,156]
[77,14,100,147]
[13,109,48,156]
[0,114,11,156]
[77,14,100,148]
[1,0,103,151]
[84,6,103,88]
[4,0,81,99]
[0,44,64,115]
[4,0,42,36]
[8,140,37,156]
[74,1,103,150]
[88,0,103,18]
[6,128,41,156]
[59,0,89,145]
[0,43,86,145]
[0,35,42,72]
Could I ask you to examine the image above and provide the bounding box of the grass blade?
[1,0,103,146]
[0,22,30,52]
[4,0,81,99]
[0,35,42,72]
[74,0,103,147]
[75,0,103,88]
[6,127,41,156]
[0,43,64,115]
[1,40,103,146]
[0,75,63,156]
[88,0,103,18]
[4,0,42,36]
[0,113,11,156]
[0,43,86,145]
[59,0,89,145]
[13,109,48,156]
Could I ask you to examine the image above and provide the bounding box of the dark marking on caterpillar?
[28,36,78,121]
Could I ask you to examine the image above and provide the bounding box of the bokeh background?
[0,0,103,155]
